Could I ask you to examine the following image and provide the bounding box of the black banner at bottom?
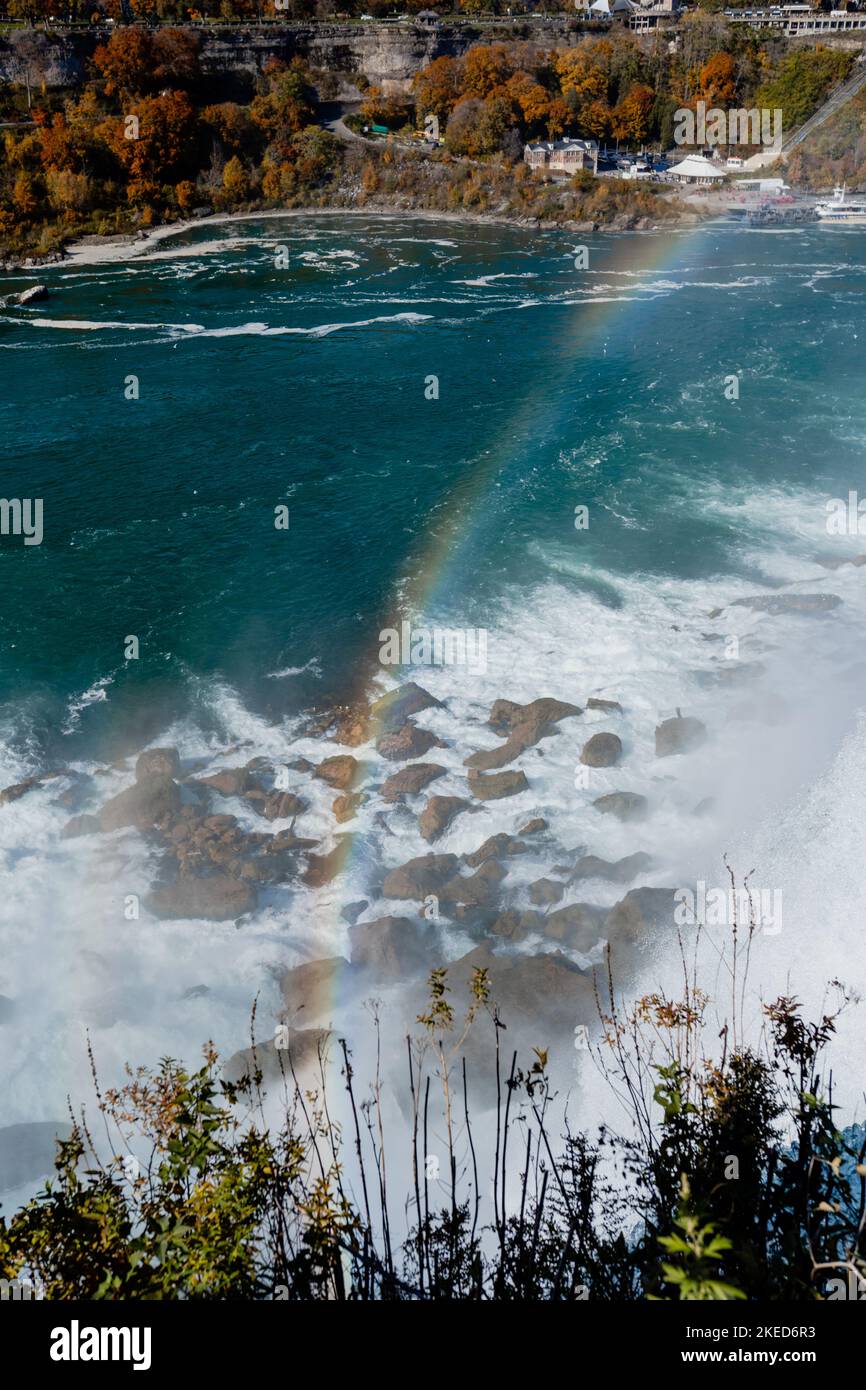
[0,1299,860,1376]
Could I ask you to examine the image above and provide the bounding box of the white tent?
[589,0,637,14]
[667,154,727,184]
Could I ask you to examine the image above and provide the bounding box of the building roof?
[525,137,599,153]
[667,154,727,179]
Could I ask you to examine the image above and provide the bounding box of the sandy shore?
[59,202,700,268]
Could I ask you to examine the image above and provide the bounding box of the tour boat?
[815,185,866,225]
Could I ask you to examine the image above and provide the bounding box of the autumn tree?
[221,154,250,204]
[93,28,155,102]
[555,48,608,106]
[462,45,515,100]
[505,71,551,133]
[150,29,201,90]
[250,63,318,157]
[699,52,737,108]
[610,83,654,146]
[202,102,260,159]
[97,90,199,205]
[413,56,464,124]
[578,97,611,143]
[359,87,413,130]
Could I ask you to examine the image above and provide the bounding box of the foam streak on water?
[2,214,866,1168]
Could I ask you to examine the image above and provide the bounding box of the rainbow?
[300,215,722,1039]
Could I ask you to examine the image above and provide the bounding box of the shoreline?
[50,201,704,271]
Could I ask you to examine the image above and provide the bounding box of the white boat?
[815,185,866,224]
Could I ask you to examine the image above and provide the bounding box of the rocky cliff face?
[0,20,589,97]
[199,23,461,97]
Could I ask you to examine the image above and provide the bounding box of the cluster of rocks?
[0,666,754,1088]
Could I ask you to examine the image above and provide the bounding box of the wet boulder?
[60,813,101,840]
[99,774,182,833]
[382,852,460,900]
[314,755,362,791]
[146,872,257,921]
[136,747,181,781]
[489,909,543,943]
[580,732,622,767]
[593,791,648,822]
[467,768,529,801]
[466,697,581,771]
[0,775,41,806]
[380,763,447,802]
[419,794,470,843]
[350,916,433,978]
[280,956,352,1028]
[224,1028,331,1088]
[655,716,707,758]
[376,722,445,762]
[371,682,443,732]
[569,851,654,884]
[246,790,306,821]
[603,887,679,975]
[196,766,254,797]
[440,860,506,908]
[488,697,581,735]
[447,943,594,1030]
[303,843,348,888]
[529,877,565,906]
[544,901,608,951]
[464,832,529,867]
[332,792,366,824]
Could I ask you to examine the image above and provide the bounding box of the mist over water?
[2,213,866,1177]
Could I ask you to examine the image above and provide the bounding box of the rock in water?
[380,763,446,801]
[196,766,254,796]
[99,774,181,832]
[60,813,101,839]
[382,852,460,899]
[332,792,365,823]
[419,794,470,843]
[314,755,362,790]
[16,284,48,305]
[603,888,679,975]
[487,697,581,734]
[580,732,623,767]
[440,861,506,908]
[586,697,623,714]
[529,877,565,906]
[146,873,256,920]
[371,682,443,731]
[592,791,649,822]
[569,852,653,884]
[464,832,530,867]
[376,722,444,761]
[654,716,707,758]
[280,957,352,1027]
[135,747,181,781]
[224,1028,330,1087]
[466,697,581,770]
[544,901,608,950]
[0,774,47,805]
[350,916,433,978]
[467,768,529,801]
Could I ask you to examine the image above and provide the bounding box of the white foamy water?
[3,475,866,1157]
